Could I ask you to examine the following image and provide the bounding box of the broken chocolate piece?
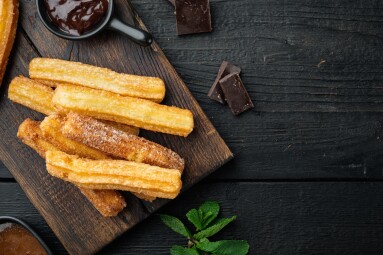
[175,0,212,35]
[208,61,241,104]
[219,73,254,115]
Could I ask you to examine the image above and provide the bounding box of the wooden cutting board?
[0,0,233,254]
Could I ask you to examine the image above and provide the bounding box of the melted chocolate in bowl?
[0,222,48,255]
[44,0,109,36]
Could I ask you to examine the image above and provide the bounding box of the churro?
[29,58,166,102]
[53,85,194,137]
[40,114,110,160]
[17,119,126,217]
[100,120,139,136]
[39,114,148,200]
[132,193,156,202]
[62,112,185,171]
[46,150,182,199]
[78,188,126,217]
[17,118,58,158]
[0,0,18,86]
[46,113,152,200]
[8,76,139,134]
[8,76,56,115]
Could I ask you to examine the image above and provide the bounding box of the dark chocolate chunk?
[175,0,212,35]
[208,61,241,104]
[219,73,254,115]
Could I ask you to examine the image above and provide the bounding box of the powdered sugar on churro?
[62,112,185,172]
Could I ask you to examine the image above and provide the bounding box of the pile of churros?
[8,58,194,217]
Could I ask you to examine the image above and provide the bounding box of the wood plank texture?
[0,0,232,254]
[0,161,11,179]
[2,0,383,180]
[127,0,383,180]
[139,0,383,112]
[1,181,383,255]
[1,1,383,253]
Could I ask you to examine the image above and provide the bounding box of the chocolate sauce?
[0,222,48,255]
[44,0,109,36]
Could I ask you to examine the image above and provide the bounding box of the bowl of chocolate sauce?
[36,0,152,46]
[0,216,52,255]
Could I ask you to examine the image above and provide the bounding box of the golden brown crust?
[32,79,60,88]
[62,112,185,171]
[17,119,58,158]
[41,114,147,201]
[53,85,194,137]
[40,114,110,160]
[8,76,57,115]
[17,118,126,217]
[46,150,182,199]
[78,188,126,217]
[29,58,166,102]
[0,0,18,86]
[99,120,140,136]
[132,193,156,202]
[8,76,140,134]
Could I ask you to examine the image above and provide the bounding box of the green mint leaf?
[186,208,203,231]
[170,245,201,255]
[199,201,220,229]
[193,216,236,240]
[186,201,220,231]
[160,214,191,238]
[196,240,250,255]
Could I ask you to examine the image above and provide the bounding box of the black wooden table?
[1,0,383,254]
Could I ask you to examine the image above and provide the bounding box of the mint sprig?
[160,214,191,238]
[193,216,236,240]
[186,201,220,231]
[197,239,249,255]
[170,246,200,255]
[160,201,250,255]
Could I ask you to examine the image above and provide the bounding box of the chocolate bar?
[208,61,241,104]
[219,73,254,115]
[175,0,212,35]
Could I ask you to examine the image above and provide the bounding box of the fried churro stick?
[77,188,126,217]
[32,79,60,88]
[100,120,140,136]
[17,119,126,217]
[8,76,139,134]
[8,76,57,115]
[53,85,194,137]
[44,114,152,201]
[46,150,182,199]
[17,119,58,158]
[132,193,156,202]
[0,0,18,86]
[41,114,149,200]
[63,112,185,171]
[40,114,110,160]
[29,58,166,102]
